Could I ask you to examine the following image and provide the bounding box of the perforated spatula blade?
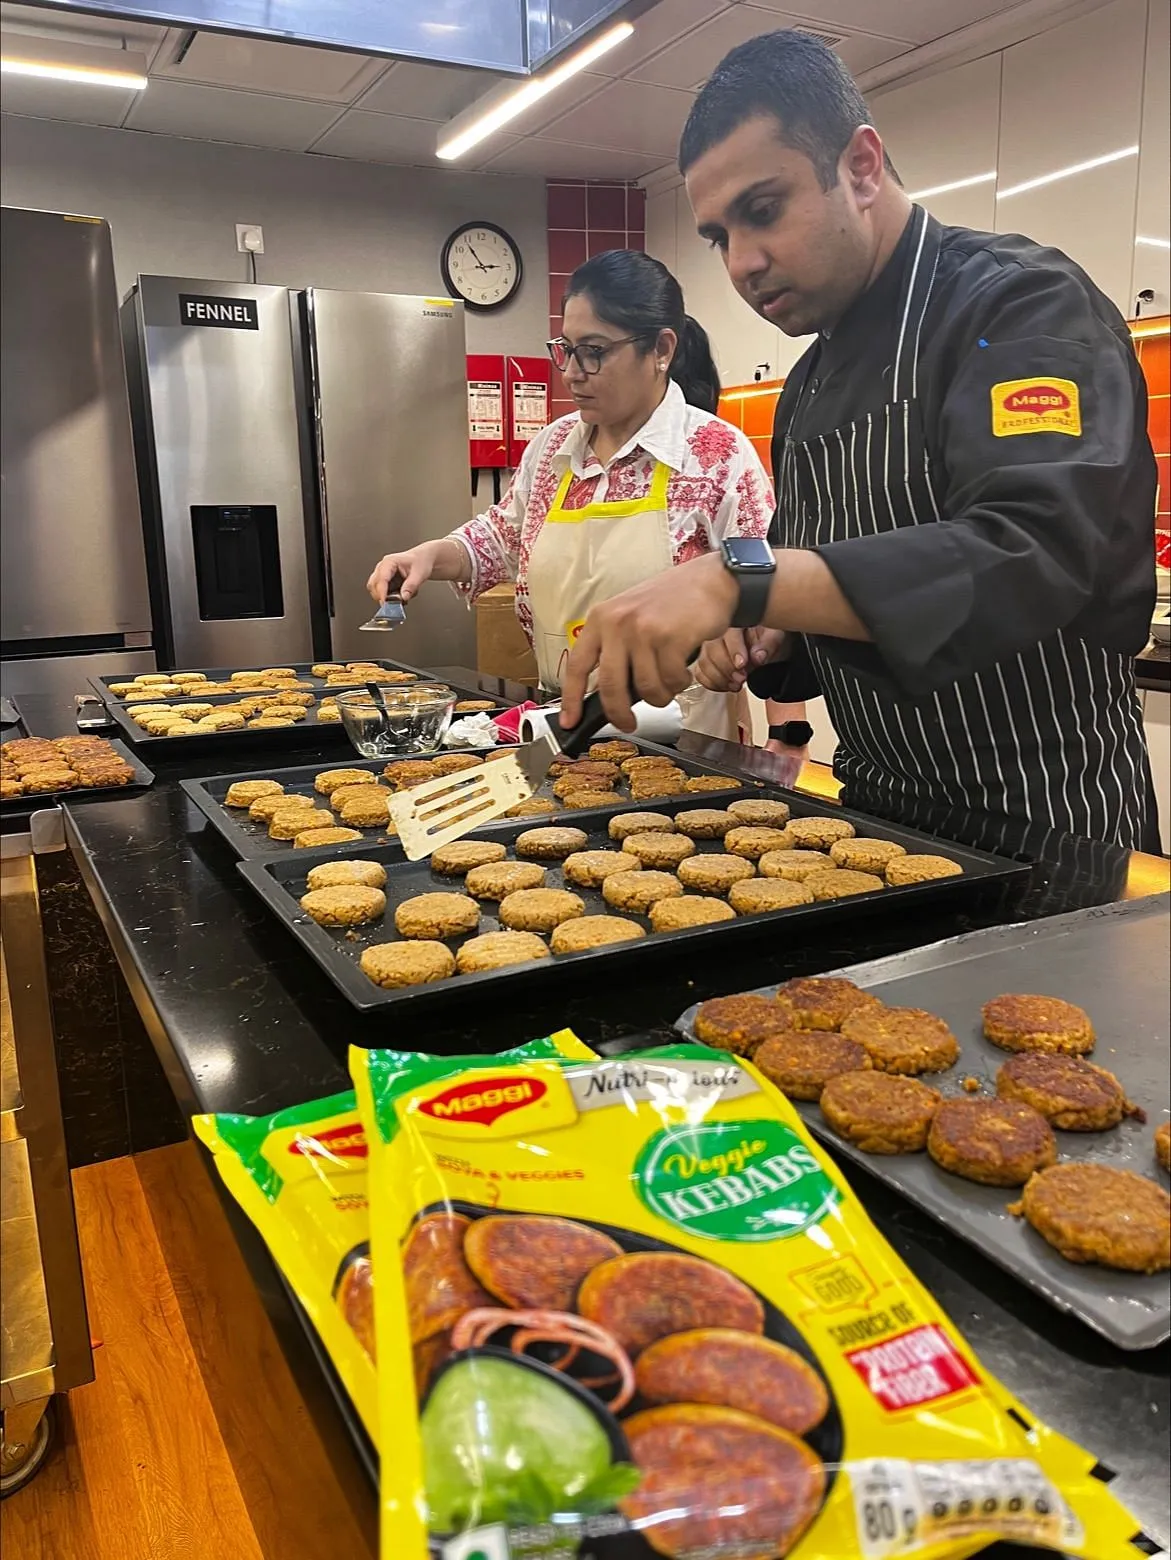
[388,698,611,860]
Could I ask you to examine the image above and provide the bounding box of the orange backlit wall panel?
[721,319,1170,555]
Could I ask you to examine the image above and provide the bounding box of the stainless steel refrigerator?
[123,277,475,671]
[1,208,155,704]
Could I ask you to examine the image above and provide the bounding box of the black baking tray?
[238,795,1026,1015]
[182,742,763,860]
[101,691,355,754]
[675,895,1171,1351]
[89,658,500,706]
[1,732,154,822]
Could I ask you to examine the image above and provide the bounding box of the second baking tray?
[90,657,500,706]
[676,894,1171,1351]
[237,798,1025,1015]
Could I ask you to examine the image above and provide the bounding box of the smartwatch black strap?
[731,570,773,630]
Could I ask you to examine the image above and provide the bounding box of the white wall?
[0,113,550,355]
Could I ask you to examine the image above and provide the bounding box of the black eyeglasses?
[546,333,653,375]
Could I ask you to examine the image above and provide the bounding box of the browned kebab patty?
[1012,1162,1170,1272]
[752,1031,872,1101]
[773,976,882,1032]
[927,1097,1057,1186]
[839,1005,960,1076]
[996,1052,1136,1131]
[819,1071,941,1154]
[981,994,1095,1055]
[694,994,793,1057]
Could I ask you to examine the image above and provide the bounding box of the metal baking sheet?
[675,895,1171,1351]
[0,732,154,819]
[90,658,500,707]
[183,742,777,859]
[238,796,1025,1015]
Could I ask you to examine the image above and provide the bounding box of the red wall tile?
[1148,394,1169,455]
[548,230,587,273]
[587,229,626,257]
[586,184,627,229]
[547,182,586,228]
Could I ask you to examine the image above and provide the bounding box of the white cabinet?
[995,0,1147,316]
[869,54,1002,232]
[1133,0,1171,314]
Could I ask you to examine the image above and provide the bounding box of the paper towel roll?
[519,701,683,747]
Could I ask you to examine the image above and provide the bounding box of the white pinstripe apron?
[778,207,1151,849]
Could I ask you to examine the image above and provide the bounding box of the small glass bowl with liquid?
[336,685,456,757]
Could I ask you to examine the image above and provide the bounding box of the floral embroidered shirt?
[449,380,773,645]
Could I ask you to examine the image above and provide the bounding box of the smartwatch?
[769,721,813,746]
[720,537,776,629]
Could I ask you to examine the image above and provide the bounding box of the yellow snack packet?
[193,1029,596,1449]
[350,1041,1148,1560]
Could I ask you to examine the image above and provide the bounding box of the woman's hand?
[695,627,789,692]
[366,540,462,603]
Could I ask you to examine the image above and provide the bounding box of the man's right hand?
[366,542,446,604]
[695,627,789,692]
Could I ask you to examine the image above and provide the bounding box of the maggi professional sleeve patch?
[991,377,1081,437]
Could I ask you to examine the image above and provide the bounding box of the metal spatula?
[359,594,406,632]
[388,693,619,860]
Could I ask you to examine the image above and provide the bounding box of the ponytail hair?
[562,250,722,413]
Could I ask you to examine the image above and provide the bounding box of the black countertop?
[8,682,1170,1554]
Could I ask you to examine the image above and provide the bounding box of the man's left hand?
[559,553,739,730]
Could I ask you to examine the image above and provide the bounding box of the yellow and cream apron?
[526,460,745,740]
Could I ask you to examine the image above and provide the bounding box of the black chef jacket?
[751,208,1158,849]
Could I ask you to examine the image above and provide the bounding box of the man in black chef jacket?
[560,30,1158,850]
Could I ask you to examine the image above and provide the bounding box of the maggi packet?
[350,1041,1148,1560]
[193,1029,597,1448]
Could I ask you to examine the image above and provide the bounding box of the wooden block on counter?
[476,585,537,683]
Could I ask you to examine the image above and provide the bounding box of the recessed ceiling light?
[906,171,997,200]
[437,20,633,161]
[996,145,1138,200]
[0,36,148,89]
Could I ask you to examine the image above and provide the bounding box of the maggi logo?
[288,1123,367,1159]
[418,1075,547,1127]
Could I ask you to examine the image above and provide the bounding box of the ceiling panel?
[125,78,340,150]
[356,60,500,119]
[629,5,907,88]
[154,31,381,101]
[595,0,737,72]
[744,0,1026,44]
[0,69,138,125]
[309,108,486,165]
[481,136,665,180]
[539,77,695,158]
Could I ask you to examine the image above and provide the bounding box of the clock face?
[441,223,522,311]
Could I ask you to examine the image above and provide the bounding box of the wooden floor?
[1,1149,375,1560]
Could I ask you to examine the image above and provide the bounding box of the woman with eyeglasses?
[366,248,774,738]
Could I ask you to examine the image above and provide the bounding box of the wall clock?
[440,221,523,311]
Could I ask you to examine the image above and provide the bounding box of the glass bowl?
[335,685,456,757]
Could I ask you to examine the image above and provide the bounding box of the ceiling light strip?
[996,145,1139,200]
[907,171,997,200]
[437,20,633,161]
